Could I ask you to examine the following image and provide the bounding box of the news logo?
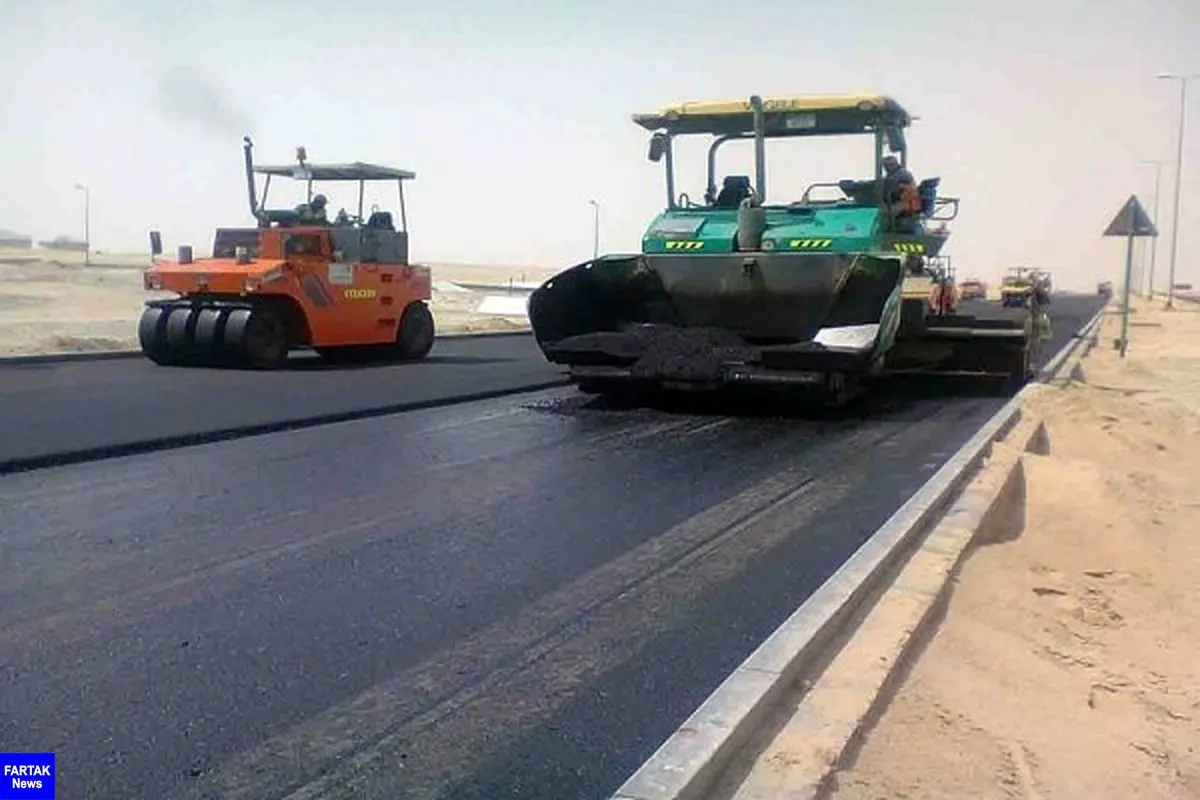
[0,754,54,799]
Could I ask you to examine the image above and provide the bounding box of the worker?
[1032,275,1053,339]
[295,193,330,225]
[882,155,920,232]
[882,155,914,196]
[712,175,754,208]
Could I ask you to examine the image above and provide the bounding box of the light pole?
[74,182,90,266]
[1157,72,1198,309]
[1140,160,1163,298]
[588,199,599,260]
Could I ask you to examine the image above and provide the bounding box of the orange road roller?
[139,137,435,368]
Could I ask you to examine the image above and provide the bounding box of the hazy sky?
[1,0,1197,289]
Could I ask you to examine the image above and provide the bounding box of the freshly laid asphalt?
[0,294,1104,800]
[0,333,567,473]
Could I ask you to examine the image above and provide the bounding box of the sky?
[0,0,1197,291]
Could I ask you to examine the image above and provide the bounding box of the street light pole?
[74,182,90,266]
[1157,72,1197,309]
[588,199,599,260]
[1140,160,1163,298]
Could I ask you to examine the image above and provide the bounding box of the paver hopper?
[528,94,1041,401]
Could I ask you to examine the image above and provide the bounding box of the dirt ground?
[831,295,1200,799]
[0,248,559,355]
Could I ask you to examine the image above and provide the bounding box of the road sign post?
[1102,194,1159,357]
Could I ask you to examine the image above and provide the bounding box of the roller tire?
[392,301,435,361]
[193,307,223,349]
[138,306,180,366]
[234,306,289,369]
[138,303,289,368]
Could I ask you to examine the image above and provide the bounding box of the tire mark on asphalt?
[0,414,755,649]
[169,412,953,800]
[0,400,540,508]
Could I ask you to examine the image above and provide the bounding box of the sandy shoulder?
[832,297,1200,799]
[0,254,558,355]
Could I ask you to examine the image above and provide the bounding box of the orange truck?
[139,137,434,368]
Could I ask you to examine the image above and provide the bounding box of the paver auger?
[138,138,434,368]
[527,94,1043,402]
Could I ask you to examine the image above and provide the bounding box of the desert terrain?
[832,294,1200,799]
[0,247,557,356]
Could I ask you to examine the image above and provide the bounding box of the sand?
[831,295,1200,799]
[0,248,561,355]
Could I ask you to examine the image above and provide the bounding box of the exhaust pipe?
[243,135,260,221]
[750,95,766,202]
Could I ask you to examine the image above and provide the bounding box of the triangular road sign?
[1103,194,1158,237]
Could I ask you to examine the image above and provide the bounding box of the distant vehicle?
[958,277,987,301]
[1000,267,1035,308]
[1097,281,1113,296]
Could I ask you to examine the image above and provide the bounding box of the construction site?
[0,3,1195,794]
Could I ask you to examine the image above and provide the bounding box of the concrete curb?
[702,415,1046,799]
[0,328,535,366]
[610,302,1107,800]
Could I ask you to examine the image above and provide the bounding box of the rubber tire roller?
[138,301,289,369]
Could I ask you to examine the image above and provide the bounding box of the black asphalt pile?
[628,326,757,382]
[551,330,646,361]
[554,324,760,381]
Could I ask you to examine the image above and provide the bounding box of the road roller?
[138,137,434,368]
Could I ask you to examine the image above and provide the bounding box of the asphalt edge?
[0,328,535,366]
[698,406,1049,799]
[0,377,570,475]
[610,300,1109,800]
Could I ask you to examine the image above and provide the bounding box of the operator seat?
[366,211,395,231]
[714,175,753,209]
[917,177,940,216]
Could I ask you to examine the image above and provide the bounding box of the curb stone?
[704,415,1047,799]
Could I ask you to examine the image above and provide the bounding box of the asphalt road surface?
[0,294,1103,800]
[0,333,567,473]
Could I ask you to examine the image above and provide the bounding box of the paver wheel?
[1004,344,1033,393]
